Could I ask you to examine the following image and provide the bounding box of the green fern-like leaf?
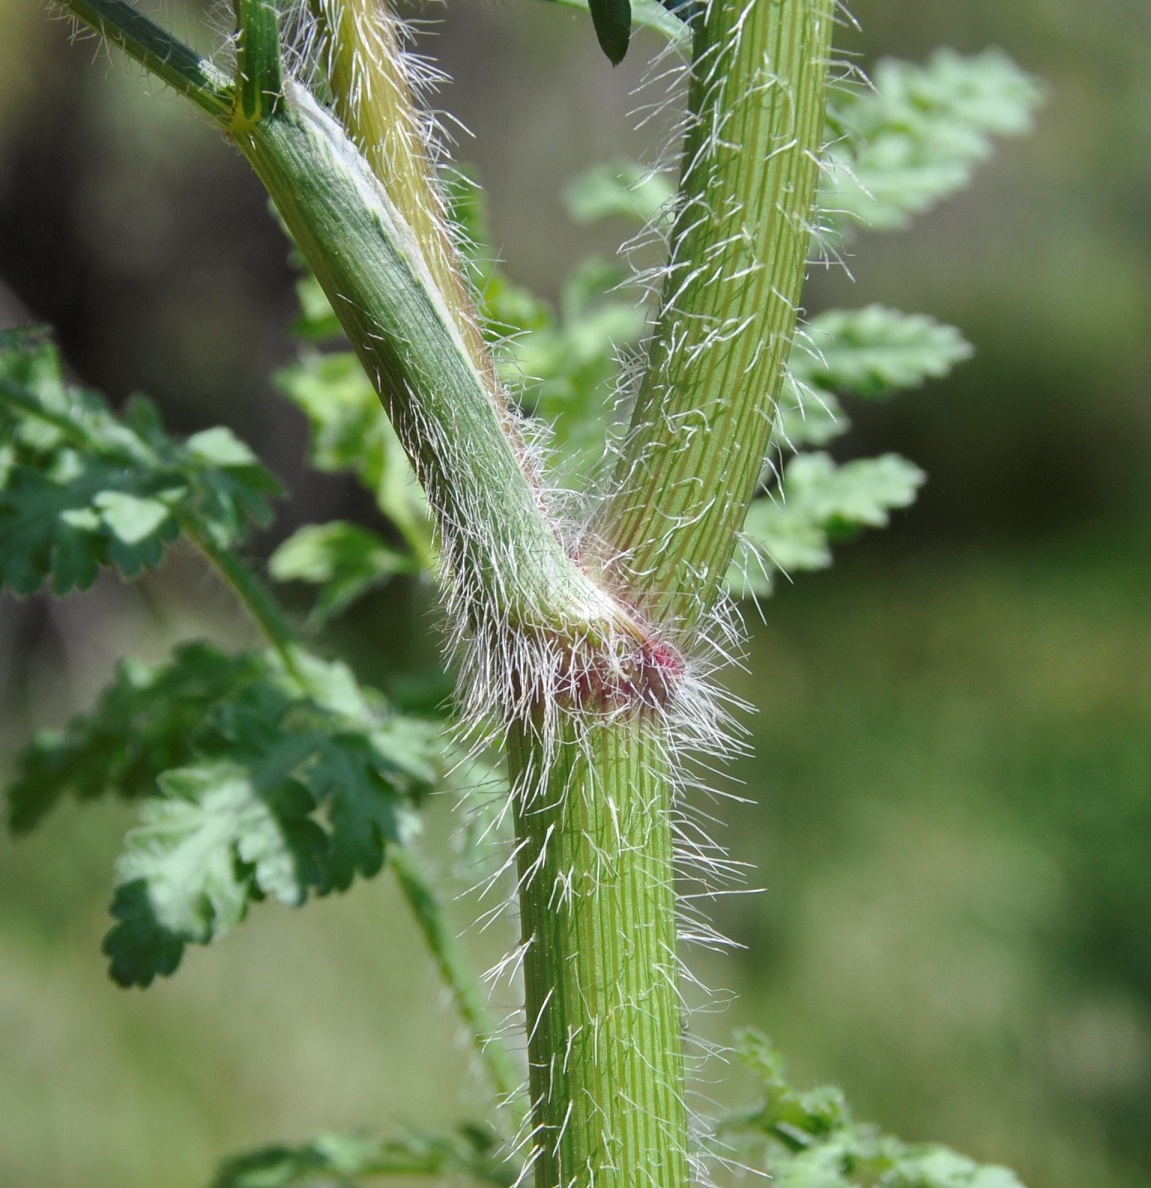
[821,49,1043,233]
[3,637,450,986]
[717,1030,1027,1188]
[269,520,418,624]
[791,306,971,399]
[727,453,925,598]
[0,334,279,596]
[6,643,263,832]
[212,1123,515,1187]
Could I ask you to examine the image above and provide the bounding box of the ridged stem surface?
[509,4,834,1184]
[509,714,687,1188]
[235,87,638,656]
[594,0,835,630]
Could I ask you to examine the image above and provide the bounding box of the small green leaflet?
[790,306,971,399]
[270,520,419,624]
[212,1123,515,1188]
[7,643,265,832]
[821,49,1043,234]
[0,333,279,596]
[727,454,925,599]
[717,1029,1026,1188]
[771,374,847,451]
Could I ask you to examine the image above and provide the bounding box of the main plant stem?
[507,2,833,1184]
[509,714,686,1186]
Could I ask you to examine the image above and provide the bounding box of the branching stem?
[54,0,232,121]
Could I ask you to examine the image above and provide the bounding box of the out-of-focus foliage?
[718,1030,1024,1187]
[820,49,1044,235]
[212,1122,513,1187]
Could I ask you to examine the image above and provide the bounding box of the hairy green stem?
[509,714,687,1187]
[391,848,527,1115]
[506,3,834,1184]
[54,0,232,121]
[47,3,835,1183]
[233,85,643,657]
[308,0,494,387]
[594,0,835,629]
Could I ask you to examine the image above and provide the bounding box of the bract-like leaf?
[588,0,631,64]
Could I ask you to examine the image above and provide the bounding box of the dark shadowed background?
[1,1,1149,1185]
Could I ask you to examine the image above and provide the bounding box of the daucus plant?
[1,0,1041,1185]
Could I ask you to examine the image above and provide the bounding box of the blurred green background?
[1,0,1149,1185]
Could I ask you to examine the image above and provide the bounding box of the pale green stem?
[508,713,687,1188]
[593,0,835,630]
[506,4,834,1185]
[309,0,495,391]
[232,85,644,655]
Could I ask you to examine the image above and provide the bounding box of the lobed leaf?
[772,374,847,451]
[3,638,452,986]
[563,159,675,226]
[212,1123,515,1187]
[718,1030,1028,1187]
[727,453,925,598]
[0,334,279,596]
[269,520,418,623]
[820,49,1043,233]
[790,306,971,399]
[7,642,263,832]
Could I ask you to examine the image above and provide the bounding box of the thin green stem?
[53,0,232,123]
[506,5,835,1184]
[391,847,527,1115]
[177,516,304,674]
